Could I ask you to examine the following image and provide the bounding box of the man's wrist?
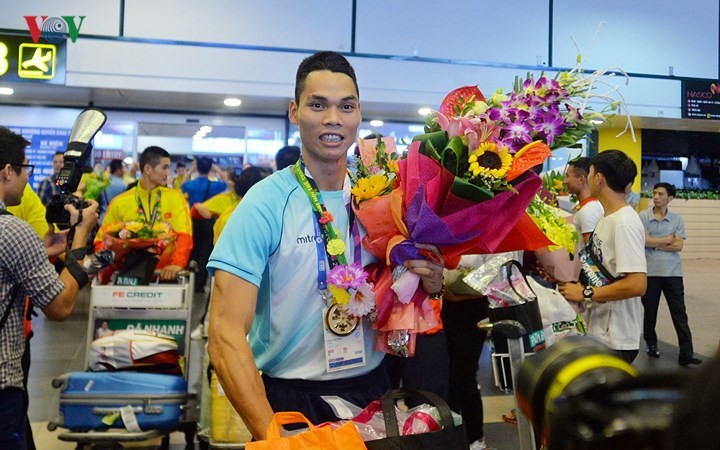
[64,251,89,289]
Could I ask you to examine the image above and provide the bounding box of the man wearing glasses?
[0,126,99,450]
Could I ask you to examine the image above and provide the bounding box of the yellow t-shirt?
[203,191,240,217]
[213,206,236,245]
[7,184,50,237]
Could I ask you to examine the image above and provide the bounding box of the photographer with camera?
[1,126,99,450]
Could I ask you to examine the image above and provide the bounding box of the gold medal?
[325,303,359,336]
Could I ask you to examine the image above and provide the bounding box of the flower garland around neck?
[291,160,376,319]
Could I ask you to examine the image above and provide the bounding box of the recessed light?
[418,107,432,116]
[224,97,242,107]
[369,120,384,127]
[200,125,212,133]
[0,87,14,95]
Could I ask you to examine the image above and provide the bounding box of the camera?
[515,335,688,449]
[46,108,107,224]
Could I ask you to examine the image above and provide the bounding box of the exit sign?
[0,33,66,84]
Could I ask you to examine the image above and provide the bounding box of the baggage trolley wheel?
[51,377,66,389]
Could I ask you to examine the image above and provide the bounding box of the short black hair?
[53,151,64,157]
[0,126,29,175]
[590,150,637,194]
[175,162,186,170]
[294,51,359,104]
[653,182,676,197]
[196,157,213,175]
[567,156,591,178]
[109,159,124,174]
[233,165,271,197]
[139,146,169,172]
[275,145,301,171]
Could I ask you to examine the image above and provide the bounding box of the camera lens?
[516,335,637,440]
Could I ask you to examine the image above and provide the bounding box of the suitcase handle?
[92,405,164,415]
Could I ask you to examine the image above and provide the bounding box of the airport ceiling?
[3,82,720,135]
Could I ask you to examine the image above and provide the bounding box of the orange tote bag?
[245,411,367,450]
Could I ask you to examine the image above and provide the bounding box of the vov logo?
[24,16,86,44]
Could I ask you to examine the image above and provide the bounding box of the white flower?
[347,282,375,317]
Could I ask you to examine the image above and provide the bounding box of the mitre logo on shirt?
[296,234,323,245]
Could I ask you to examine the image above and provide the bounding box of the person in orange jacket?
[94,146,192,281]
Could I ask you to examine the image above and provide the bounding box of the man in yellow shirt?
[94,146,192,281]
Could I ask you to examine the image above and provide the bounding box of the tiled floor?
[27,259,719,449]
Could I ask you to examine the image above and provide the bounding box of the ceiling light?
[369,120,384,127]
[418,107,432,116]
[224,97,242,107]
[200,125,212,133]
[0,87,14,95]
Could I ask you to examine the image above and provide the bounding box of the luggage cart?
[480,320,536,450]
[195,279,251,450]
[49,271,198,449]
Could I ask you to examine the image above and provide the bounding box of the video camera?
[46,108,107,224]
[515,335,688,449]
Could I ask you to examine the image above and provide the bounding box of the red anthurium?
[439,85,486,118]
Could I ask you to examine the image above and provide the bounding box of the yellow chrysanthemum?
[124,221,144,233]
[104,222,123,234]
[152,222,170,234]
[468,142,513,179]
[326,238,346,256]
[351,174,391,202]
[328,285,350,306]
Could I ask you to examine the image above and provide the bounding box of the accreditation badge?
[322,307,366,373]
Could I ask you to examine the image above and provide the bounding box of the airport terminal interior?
[26,261,719,449]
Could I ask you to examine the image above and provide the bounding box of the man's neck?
[653,205,669,217]
[303,158,347,191]
[598,190,627,216]
[139,178,158,192]
[576,186,593,203]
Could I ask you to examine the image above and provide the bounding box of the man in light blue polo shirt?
[639,182,701,366]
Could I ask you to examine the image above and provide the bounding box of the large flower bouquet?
[100,220,176,265]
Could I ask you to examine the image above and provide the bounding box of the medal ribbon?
[291,159,361,292]
[135,187,162,228]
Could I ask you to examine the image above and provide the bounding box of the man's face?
[288,70,361,165]
[652,186,672,208]
[176,166,186,176]
[564,166,585,196]
[588,166,600,197]
[4,160,30,206]
[145,157,171,189]
[52,154,64,173]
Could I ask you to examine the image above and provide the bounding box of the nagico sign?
[23,16,86,43]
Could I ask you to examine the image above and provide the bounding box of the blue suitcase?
[52,371,189,432]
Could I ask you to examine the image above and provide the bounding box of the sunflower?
[468,142,513,179]
[350,174,392,202]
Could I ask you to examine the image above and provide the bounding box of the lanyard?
[291,160,361,292]
[135,187,161,227]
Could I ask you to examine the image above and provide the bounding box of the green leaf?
[412,131,448,161]
[440,136,467,176]
[450,177,494,202]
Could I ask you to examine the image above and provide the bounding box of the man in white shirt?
[559,150,647,363]
[565,157,604,244]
